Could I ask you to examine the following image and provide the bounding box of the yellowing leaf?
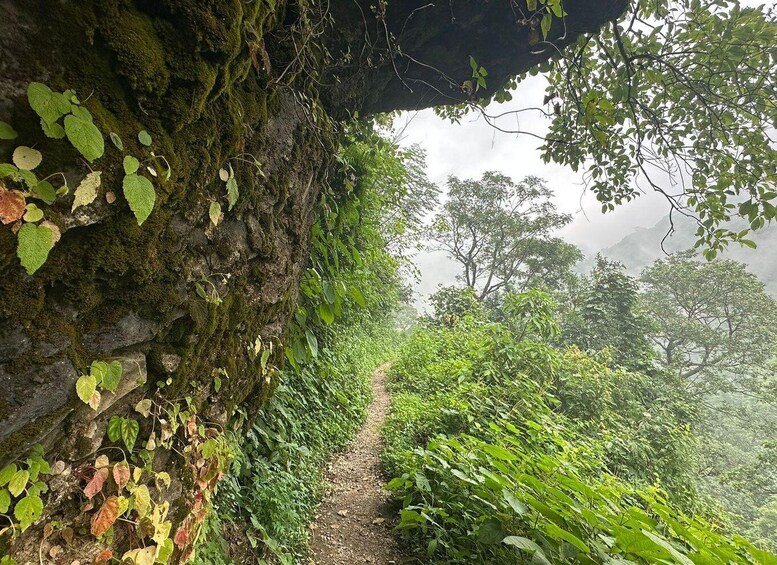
[88,390,102,410]
[135,399,152,417]
[71,171,101,212]
[209,201,222,226]
[95,455,109,469]
[91,496,119,537]
[123,173,156,225]
[12,146,43,171]
[226,176,238,211]
[122,545,156,565]
[75,374,97,405]
[109,132,123,151]
[113,462,130,491]
[133,484,151,518]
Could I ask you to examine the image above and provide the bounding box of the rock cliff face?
[0,0,625,559]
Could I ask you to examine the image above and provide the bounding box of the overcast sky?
[392,76,672,308]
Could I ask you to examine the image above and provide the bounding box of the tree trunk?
[0,0,625,560]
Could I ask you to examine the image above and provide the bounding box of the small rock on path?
[308,363,404,565]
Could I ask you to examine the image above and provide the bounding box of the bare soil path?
[308,363,404,565]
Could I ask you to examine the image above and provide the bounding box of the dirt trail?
[308,363,404,564]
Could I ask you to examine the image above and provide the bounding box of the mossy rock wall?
[0,0,624,561]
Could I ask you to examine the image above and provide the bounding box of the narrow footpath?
[308,363,403,564]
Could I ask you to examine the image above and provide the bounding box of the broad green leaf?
[305,329,318,358]
[123,155,140,175]
[16,223,54,275]
[32,180,56,205]
[138,130,152,146]
[71,171,101,212]
[27,82,71,125]
[8,470,29,497]
[545,523,589,553]
[0,489,10,513]
[40,119,65,139]
[64,114,104,162]
[76,374,97,405]
[23,203,43,223]
[318,303,335,325]
[477,517,506,545]
[12,146,42,171]
[121,418,139,452]
[107,416,123,443]
[0,121,17,140]
[503,536,541,552]
[0,464,16,486]
[13,493,43,531]
[102,360,123,393]
[123,173,156,225]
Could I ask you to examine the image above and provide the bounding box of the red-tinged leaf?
[84,467,109,499]
[112,462,130,491]
[94,548,113,564]
[0,186,26,224]
[174,525,189,548]
[91,496,119,537]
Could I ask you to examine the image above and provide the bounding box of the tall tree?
[428,172,579,299]
[640,254,777,398]
[561,256,655,372]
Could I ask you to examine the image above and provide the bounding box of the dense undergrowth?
[382,294,777,564]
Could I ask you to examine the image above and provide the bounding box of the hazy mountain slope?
[580,215,777,295]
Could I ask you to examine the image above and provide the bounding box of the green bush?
[383,293,776,564]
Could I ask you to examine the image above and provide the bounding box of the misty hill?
[580,214,777,295]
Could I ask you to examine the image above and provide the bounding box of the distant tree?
[428,286,484,326]
[640,254,777,398]
[561,256,655,372]
[428,172,578,300]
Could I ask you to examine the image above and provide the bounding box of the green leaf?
[503,536,541,552]
[76,374,97,405]
[138,130,152,146]
[123,155,140,175]
[349,286,366,307]
[40,119,65,139]
[32,180,56,205]
[305,329,318,358]
[16,223,54,275]
[64,114,104,162]
[123,173,156,225]
[8,470,29,497]
[23,203,44,223]
[540,13,552,39]
[27,82,71,125]
[477,517,506,545]
[0,489,10,513]
[109,132,124,151]
[226,176,239,211]
[0,121,17,140]
[101,361,123,393]
[0,464,17,486]
[318,303,335,325]
[107,416,123,443]
[545,523,589,553]
[14,494,43,531]
[121,418,139,452]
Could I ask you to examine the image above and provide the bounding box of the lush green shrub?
[383,293,775,564]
